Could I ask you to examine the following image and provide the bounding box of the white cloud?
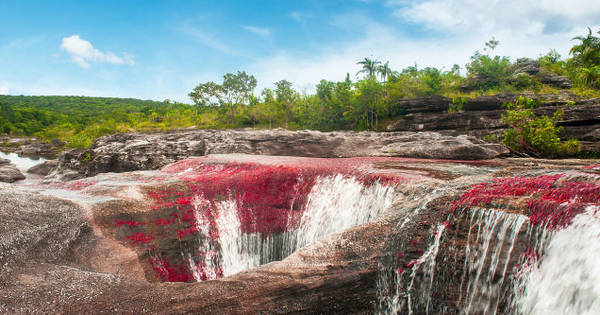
[0,82,8,95]
[60,35,134,68]
[242,25,271,38]
[249,5,600,93]
[392,0,600,36]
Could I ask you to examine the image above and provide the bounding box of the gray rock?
[52,129,509,178]
[514,58,540,75]
[0,164,25,183]
[27,160,58,176]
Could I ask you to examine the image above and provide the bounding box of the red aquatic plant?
[451,174,600,229]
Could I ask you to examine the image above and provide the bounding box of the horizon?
[1,0,599,102]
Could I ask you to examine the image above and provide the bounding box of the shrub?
[501,96,581,157]
[448,96,466,113]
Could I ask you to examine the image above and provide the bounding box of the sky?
[1,0,599,102]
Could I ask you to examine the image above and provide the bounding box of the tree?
[221,71,257,125]
[377,61,392,82]
[274,80,296,128]
[188,81,222,116]
[260,88,278,128]
[570,27,600,67]
[356,58,381,78]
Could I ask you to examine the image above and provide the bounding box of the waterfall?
[293,174,395,250]
[207,174,397,278]
[513,206,600,314]
[460,208,528,314]
[377,208,527,314]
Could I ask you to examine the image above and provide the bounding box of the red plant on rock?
[451,174,600,229]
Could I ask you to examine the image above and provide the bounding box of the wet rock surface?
[0,155,597,314]
[51,130,508,179]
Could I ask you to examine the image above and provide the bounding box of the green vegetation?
[501,96,581,157]
[0,95,196,148]
[1,28,599,155]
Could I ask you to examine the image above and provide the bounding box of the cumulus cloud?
[242,25,271,38]
[60,35,134,68]
[0,82,8,95]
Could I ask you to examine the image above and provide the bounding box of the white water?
[515,206,600,315]
[460,208,527,315]
[406,224,447,314]
[0,151,46,172]
[208,174,397,278]
[294,174,395,249]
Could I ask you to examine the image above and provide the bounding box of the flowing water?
[205,174,398,278]
[0,151,46,173]
[511,206,600,315]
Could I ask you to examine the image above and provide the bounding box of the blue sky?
[1,0,599,102]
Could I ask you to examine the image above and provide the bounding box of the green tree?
[188,81,222,115]
[274,80,296,128]
[377,61,392,81]
[356,58,381,78]
[221,71,257,125]
[570,27,600,67]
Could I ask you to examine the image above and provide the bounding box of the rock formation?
[387,92,600,153]
[49,130,508,180]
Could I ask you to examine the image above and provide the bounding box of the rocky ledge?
[386,92,600,153]
[49,129,508,180]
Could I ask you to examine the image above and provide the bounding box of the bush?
[466,53,512,90]
[501,96,581,157]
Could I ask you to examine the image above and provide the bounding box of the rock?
[376,133,508,160]
[393,95,451,113]
[538,70,572,89]
[514,58,540,75]
[0,163,25,183]
[51,130,508,178]
[0,158,9,165]
[16,142,55,158]
[27,160,58,176]
[461,93,519,111]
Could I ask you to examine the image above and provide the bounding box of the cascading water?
[377,171,600,314]
[460,209,528,314]
[377,207,528,315]
[511,206,600,314]
[204,174,397,278]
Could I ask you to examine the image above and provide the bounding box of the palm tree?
[356,58,381,78]
[377,61,392,81]
[570,27,600,66]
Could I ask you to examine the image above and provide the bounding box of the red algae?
[451,174,600,229]
[115,158,409,283]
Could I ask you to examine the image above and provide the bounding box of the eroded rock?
[51,130,508,179]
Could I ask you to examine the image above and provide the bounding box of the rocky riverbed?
[0,151,598,314]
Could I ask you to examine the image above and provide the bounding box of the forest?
[1,28,599,150]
